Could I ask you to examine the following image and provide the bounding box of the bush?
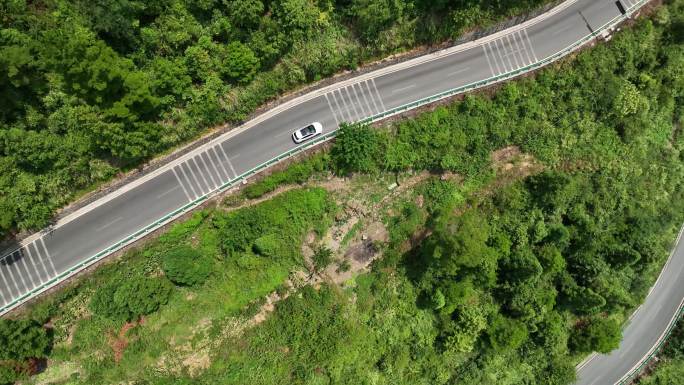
[570,317,622,354]
[0,318,51,383]
[90,276,173,321]
[312,246,334,272]
[0,319,50,361]
[162,246,213,286]
[331,122,383,174]
[214,188,334,258]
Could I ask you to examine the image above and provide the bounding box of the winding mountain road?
[1,0,679,383]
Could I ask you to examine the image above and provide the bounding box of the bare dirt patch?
[109,318,143,363]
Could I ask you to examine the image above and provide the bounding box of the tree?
[162,246,213,287]
[222,41,259,84]
[443,304,488,353]
[0,319,50,361]
[0,29,46,123]
[570,317,622,354]
[498,249,543,285]
[0,318,51,383]
[228,0,264,30]
[347,0,404,43]
[272,0,321,42]
[331,123,382,174]
[488,314,528,352]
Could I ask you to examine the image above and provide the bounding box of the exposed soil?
[109,318,143,363]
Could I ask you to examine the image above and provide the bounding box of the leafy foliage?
[161,246,212,287]
[0,319,51,383]
[331,122,383,174]
[312,245,334,272]
[90,275,172,321]
[0,319,49,361]
[570,317,622,354]
[242,153,328,199]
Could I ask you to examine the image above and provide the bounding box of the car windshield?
[302,125,314,135]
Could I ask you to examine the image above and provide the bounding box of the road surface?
[2,0,676,384]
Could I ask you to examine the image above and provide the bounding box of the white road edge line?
[0,266,17,299]
[370,78,387,112]
[28,242,51,282]
[356,82,376,117]
[203,151,225,187]
[177,165,199,200]
[351,83,371,118]
[191,157,212,192]
[362,80,382,115]
[210,147,232,182]
[18,257,35,290]
[218,145,239,179]
[198,153,219,189]
[343,86,362,122]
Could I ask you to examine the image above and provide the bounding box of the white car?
[292,122,323,143]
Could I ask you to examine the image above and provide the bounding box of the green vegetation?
[242,153,328,199]
[312,245,334,272]
[3,1,684,384]
[637,314,684,384]
[0,0,553,238]
[161,246,213,287]
[2,188,335,383]
[0,319,51,383]
[90,275,173,321]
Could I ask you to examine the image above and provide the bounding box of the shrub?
[162,246,213,286]
[331,122,382,174]
[312,246,333,272]
[214,188,334,258]
[0,319,50,361]
[570,317,622,354]
[0,318,51,384]
[90,276,172,321]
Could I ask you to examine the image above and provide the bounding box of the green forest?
[1,0,684,384]
[0,0,551,237]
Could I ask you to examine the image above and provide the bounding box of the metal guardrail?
[0,0,651,340]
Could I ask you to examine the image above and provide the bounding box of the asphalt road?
[1,0,675,383]
[575,227,684,385]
